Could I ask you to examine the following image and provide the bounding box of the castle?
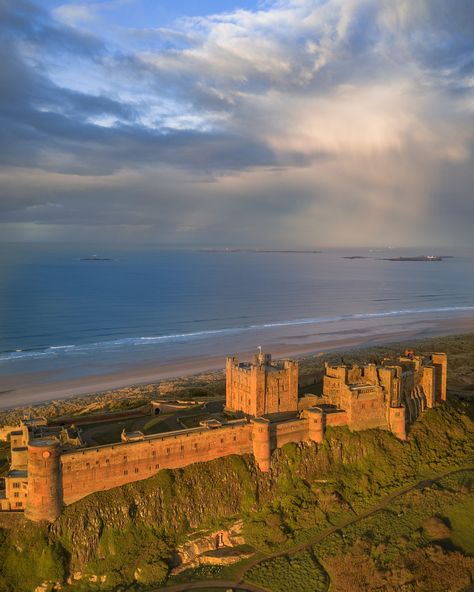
[0,349,447,522]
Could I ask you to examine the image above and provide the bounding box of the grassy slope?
[0,401,472,592]
[446,496,474,554]
[309,471,474,592]
[0,333,474,591]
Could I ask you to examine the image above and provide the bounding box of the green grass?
[245,549,328,592]
[74,523,171,588]
[0,524,66,592]
[144,415,183,434]
[1,401,472,592]
[107,398,149,411]
[142,414,171,432]
[168,564,225,584]
[445,496,474,554]
[80,416,140,445]
[307,470,474,592]
[217,550,267,581]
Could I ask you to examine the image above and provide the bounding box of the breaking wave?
[1,305,473,363]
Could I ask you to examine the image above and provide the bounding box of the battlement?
[323,351,447,433]
[227,352,297,372]
[225,350,298,417]
[0,349,447,522]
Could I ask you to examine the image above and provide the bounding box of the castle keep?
[225,350,298,416]
[0,350,447,522]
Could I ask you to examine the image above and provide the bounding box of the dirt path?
[154,465,474,592]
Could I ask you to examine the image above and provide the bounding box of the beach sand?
[1,311,474,410]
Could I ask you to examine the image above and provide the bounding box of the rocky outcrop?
[172,520,250,573]
[1,402,472,591]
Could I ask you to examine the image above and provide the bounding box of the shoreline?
[1,313,474,411]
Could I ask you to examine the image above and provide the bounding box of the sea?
[0,243,473,399]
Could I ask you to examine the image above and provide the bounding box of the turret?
[305,407,325,443]
[251,418,271,472]
[389,407,406,441]
[25,439,62,522]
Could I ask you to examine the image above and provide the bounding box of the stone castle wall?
[61,422,254,505]
[60,414,322,506]
[0,350,448,522]
[273,417,309,448]
[324,410,349,427]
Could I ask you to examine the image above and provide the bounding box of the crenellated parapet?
[225,350,298,417]
[0,349,447,522]
[323,350,448,438]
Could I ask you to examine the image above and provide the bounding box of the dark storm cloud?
[0,0,277,176]
[0,59,275,176]
[0,0,103,56]
[0,0,473,246]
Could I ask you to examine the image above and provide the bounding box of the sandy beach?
[1,311,474,410]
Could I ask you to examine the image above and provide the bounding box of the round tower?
[306,407,325,443]
[25,439,62,522]
[251,418,271,472]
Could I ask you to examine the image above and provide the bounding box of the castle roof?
[7,469,27,478]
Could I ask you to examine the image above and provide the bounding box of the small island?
[382,255,446,262]
[342,256,369,259]
[80,255,114,261]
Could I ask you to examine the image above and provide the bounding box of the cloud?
[0,0,473,246]
[52,4,97,27]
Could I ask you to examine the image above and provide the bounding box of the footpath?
[155,465,474,592]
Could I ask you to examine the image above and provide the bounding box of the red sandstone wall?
[264,369,295,415]
[61,424,253,505]
[348,393,388,431]
[226,360,255,415]
[389,407,406,440]
[226,361,298,416]
[431,353,447,402]
[422,366,436,408]
[273,418,308,447]
[325,410,349,427]
[26,441,62,522]
[323,375,342,406]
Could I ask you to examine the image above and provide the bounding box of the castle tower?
[430,353,447,402]
[226,351,298,417]
[25,439,62,522]
[378,366,401,407]
[251,418,271,472]
[323,364,348,407]
[389,407,407,440]
[305,407,325,443]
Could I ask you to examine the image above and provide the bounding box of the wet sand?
[1,311,474,410]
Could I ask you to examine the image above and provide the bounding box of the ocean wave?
[0,305,473,363]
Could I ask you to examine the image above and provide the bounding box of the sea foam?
[1,305,472,363]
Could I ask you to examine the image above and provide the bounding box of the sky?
[0,0,473,248]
